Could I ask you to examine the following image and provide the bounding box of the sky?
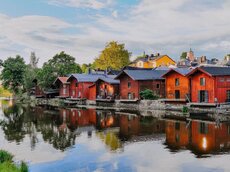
[0,0,230,66]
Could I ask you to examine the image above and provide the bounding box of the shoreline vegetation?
[0,150,28,172]
[0,86,12,98]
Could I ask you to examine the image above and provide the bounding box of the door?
[199,90,208,103]
[175,90,180,99]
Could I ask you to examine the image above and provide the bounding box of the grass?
[0,150,28,172]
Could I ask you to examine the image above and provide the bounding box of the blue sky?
[0,0,229,65]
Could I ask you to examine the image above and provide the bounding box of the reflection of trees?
[97,131,122,151]
[0,105,77,151]
[1,104,26,143]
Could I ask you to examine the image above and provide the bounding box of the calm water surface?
[0,100,230,172]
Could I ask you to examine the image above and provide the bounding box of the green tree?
[140,89,159,100]
[180,52,187,59]
[23,53,40,92]
[37,51,82,89]
[81,63,92,73]
[0,56,26,94]
[94,41,131,70]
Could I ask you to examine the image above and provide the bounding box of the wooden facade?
[163,69,191,102]
[187,67,230,103]
[53,77,70,98]
[68,76,93,99]
[116,71,165,100]
[88,79,119,100]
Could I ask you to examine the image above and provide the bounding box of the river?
[0,100,230,172]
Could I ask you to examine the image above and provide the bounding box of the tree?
[0,56,26,94]
[81,63,92,73]
[29,52,39,68]
[94,41,131,70]
[23,52,40,92]
[180,52,187,59]
[37,51,82,89]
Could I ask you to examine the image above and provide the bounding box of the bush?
[20,161,28,172]
[0,150,13,163]
[0,150,28,172]
[140,89,159,100]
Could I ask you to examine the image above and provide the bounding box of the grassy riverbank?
[0,150,28,172]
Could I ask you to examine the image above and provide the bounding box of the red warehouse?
[88,77,120,100]
[162,68,192,103]
[53,77,70,98]
[115,69,167,100]
[187,66,230,104]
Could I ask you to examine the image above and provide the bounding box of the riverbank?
[18,95,230,115]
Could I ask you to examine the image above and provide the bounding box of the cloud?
[0,0,230,66]
[48,0,113,9]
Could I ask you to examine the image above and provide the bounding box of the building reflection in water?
[1,103,230,158]
[165,117,230,157]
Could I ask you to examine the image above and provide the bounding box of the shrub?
[0,150,13,163]
[0,150,28,172]
[140,89,159,100]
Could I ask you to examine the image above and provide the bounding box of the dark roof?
[122,66,153,70]
[115,69,168,80]
[200,66,230,76]
[68,73,104,82]
[96,76,120,84]
[187,66,230,76]
[67,73,119,84]
[107,69,121,75]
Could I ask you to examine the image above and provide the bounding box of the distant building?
[130,53,176,68]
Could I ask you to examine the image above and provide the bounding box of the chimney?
[155,53,160,56]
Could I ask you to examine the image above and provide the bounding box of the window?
[228,125,230,135]
[175,78,179,86]
[199,122,208,134]
[63,84,66,88]
[63,88,66,94]
[219,78,225,82]
[156,84,160,89]
[227,78,230,82]
[128,82,131,88]
[175,122,180,130]
[226,90,230,102]
[75,83,78,87]
[200,78,205,86]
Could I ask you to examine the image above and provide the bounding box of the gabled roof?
[53,77,69,85]
[187,66,230,77]
[67,73,104,82]
[96,76,120,84]
[115,69,168,80]
[162,68,192,77]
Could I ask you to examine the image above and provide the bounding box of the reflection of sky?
[29,132,230,172]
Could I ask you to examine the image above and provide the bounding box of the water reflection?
[165,117,230,157]
[1,100,230,171]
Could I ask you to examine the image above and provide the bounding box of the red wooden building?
[115,69,167,100]
[67,74,102,99]
[53,77,70,98]
[88,77,120,100]
[187,66,230,104]
[162,68,192,103]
